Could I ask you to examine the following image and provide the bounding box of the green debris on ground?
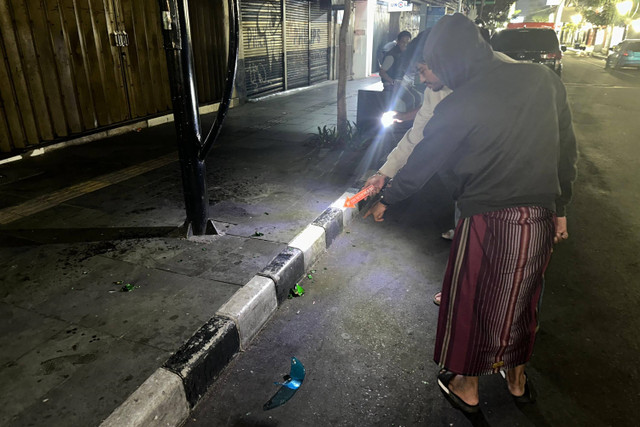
[114,280,139,292]
[288,283,305,299]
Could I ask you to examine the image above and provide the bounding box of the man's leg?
[506,364,527,396]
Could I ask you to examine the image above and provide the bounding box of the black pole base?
[183,219,221,239]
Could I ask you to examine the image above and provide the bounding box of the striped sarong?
[434,206,555,376]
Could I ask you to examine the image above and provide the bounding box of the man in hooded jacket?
[364,14,578,413]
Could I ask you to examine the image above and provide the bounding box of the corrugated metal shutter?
[241,0,284,97]
[285,0,309,89]
[309,1,329,84]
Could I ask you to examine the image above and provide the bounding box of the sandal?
[499,370,537,403]
[432,291,442,306]
[441,229,455,240]
[437,370,480,414]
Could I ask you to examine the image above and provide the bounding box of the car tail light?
[542,52,562,59]
[622,51,629,56]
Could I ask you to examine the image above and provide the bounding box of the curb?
[100,189,359,426]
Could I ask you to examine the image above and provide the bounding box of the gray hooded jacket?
[382,14,578,217]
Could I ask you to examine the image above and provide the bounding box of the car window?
[625,41,640,51]
[491,30,560,52]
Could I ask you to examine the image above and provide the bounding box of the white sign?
[546,0,561,5]
[388,1,413,12]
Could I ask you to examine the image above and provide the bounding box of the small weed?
[311,121,372,151]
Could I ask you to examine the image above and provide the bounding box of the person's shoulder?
[424,87,452,103]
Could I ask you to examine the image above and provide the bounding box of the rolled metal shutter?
[309,1,329,84]
[241,0,284,97]
[285,0,309,89]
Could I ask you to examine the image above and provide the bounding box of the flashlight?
[381,111,396,128]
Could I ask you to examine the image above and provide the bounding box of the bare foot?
[449,374,480,406]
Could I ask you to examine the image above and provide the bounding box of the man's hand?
[363,173,387,195]
[363,201,387,222]
[554,216,569,244]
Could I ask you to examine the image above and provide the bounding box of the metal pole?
[159,0,216,237]
[199,0,239,160]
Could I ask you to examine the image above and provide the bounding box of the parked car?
[605,39,640,69]
[490,28,564,76]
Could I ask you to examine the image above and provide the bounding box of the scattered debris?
[253,231,264,237]
[114,280,139,292]
[288,283,305,299]
[264,357,305,410]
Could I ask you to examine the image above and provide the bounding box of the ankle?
[450,375,479,405]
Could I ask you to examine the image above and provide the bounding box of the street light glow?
[616,0,633,15]
[632,18,640,32]
[571,14,583,24]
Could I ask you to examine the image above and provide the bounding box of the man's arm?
[555,84,578,218]
[365,100,468,221]
[382,99,469,206]
[379,56,395,85]
[378,87,451,178]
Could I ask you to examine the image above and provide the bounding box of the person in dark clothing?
[379,31,421,112]
[379,31,412,88]
[365,13,578,414]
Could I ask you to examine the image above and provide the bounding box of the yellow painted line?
[0,152,178,225]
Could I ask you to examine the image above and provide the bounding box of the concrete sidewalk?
[0,77,384,426]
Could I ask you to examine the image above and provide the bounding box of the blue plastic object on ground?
[263,357,305,410]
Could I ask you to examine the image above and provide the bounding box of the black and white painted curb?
[100,189,361,427]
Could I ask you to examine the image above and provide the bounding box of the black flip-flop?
[499,370,537,403]
[437,370,480,414]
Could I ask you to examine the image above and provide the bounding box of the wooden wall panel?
[0,102,10,153]
[46,0,83,134]
[122,0,149,117]
[0,0,229,155]
[58,0,98,130]
[189,0,226,104]
[0,37,14,152]
[118,0,172,119]
[87,0,128,125]
[0,1,39,146]
[12,1,55,141]
[192,5,208,102]
[29,0,68,138]
[0,32,26,149]
[141,0,171,112]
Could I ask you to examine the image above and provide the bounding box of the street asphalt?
[0,76,389,427]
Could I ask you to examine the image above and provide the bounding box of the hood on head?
[422,13,494,90]
[402,29,431,72]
